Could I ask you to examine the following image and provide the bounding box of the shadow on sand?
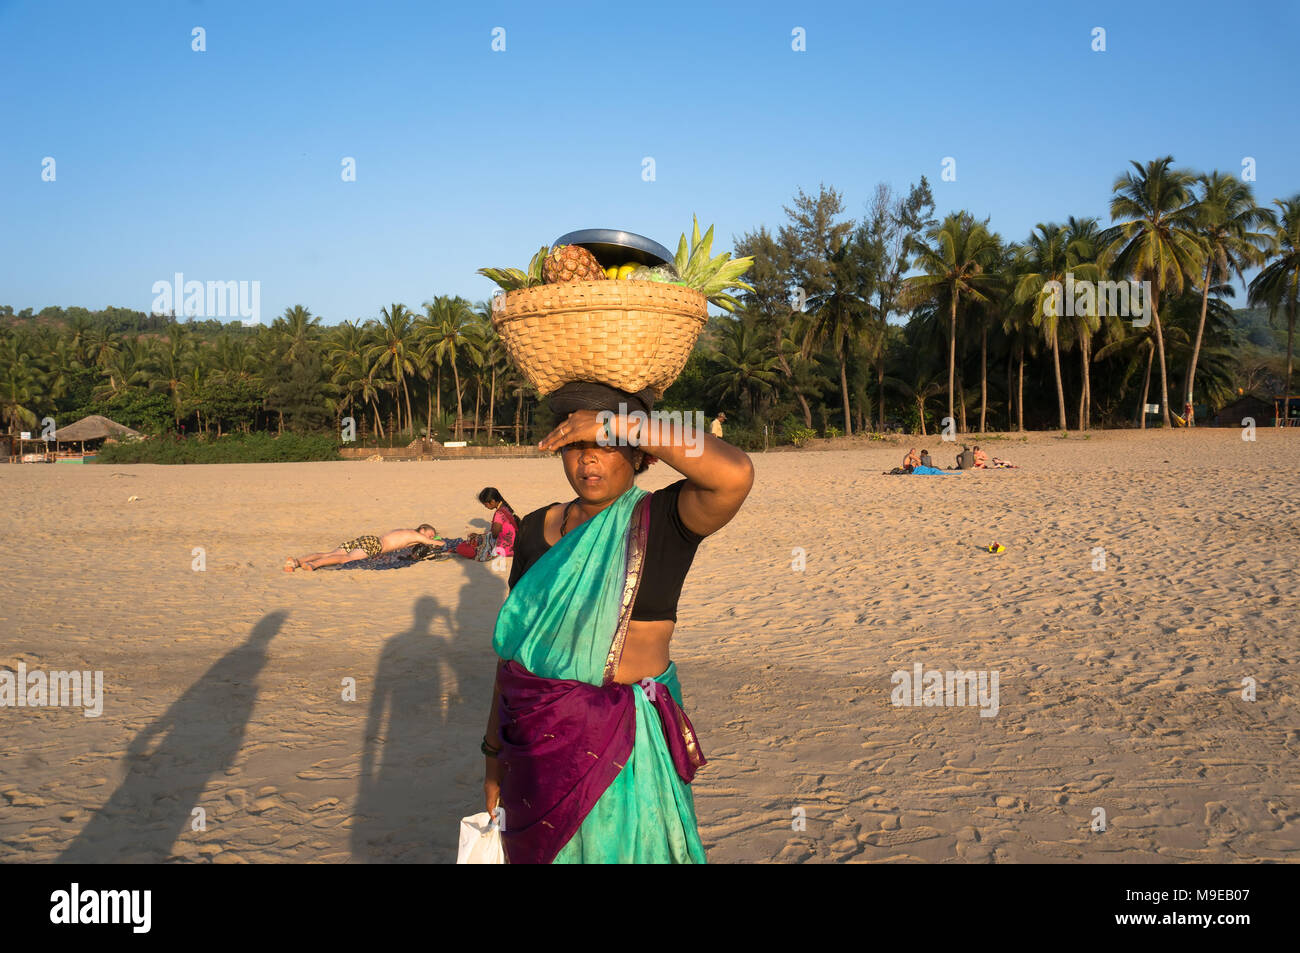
[350,559,503,862]
[57,611,286,863]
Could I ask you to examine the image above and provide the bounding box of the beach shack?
[1273,395,1300,427]
[50,414,142,462]
[1213,394,1274,427]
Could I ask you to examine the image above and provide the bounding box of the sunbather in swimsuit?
[339,535,383,559]
[285,525,440,571]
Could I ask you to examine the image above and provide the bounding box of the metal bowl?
[552,228,674,269]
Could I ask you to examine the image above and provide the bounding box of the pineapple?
[672,216,755,312]
[543,244,606,283]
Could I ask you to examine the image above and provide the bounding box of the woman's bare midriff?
[615,620,673,684]
[543,502,675,685]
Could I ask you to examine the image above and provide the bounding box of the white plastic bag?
[457,811,504,864]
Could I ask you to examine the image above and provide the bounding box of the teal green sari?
[492,486,706,864]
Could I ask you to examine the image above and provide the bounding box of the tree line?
[2,155,1297,447]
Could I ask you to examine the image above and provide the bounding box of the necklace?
[560,499,579,537]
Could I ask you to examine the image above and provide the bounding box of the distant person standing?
[710,412,726,440]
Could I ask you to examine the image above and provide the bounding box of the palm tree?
[1099,157,1205,428]
[708,314,781,418]
[1095,315,1191,428]
[465,305,497,438]
[368,304,420,437]
[887,368,945,436]
[0,333,41,432]
[1248,195,1300,423]
[97,335,151,400]
[795,225,874,435]
[422,296,474,439]
[901,212,1000,434]
[326,320,370,430]
[479,328,509,444]
[1014,223,1098,429]
[1186,173,1273,418]
[1063,216,1105,430]
[273,305,321,363]
[149,323,195,427]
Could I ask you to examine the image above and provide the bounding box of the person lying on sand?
[285,525,440,571]
[989,457,1019,469]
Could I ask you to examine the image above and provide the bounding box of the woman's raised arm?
[539,410,754,538]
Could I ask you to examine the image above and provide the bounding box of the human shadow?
[350,562,506,863]
[58,611,285,863]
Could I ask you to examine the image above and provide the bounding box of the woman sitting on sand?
[482,382,753,864]
[478,486,518,557]
[284,525,440,571]
[972,446,988,468]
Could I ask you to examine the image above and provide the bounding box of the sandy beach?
[1,428,1297,863]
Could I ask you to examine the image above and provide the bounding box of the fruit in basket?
[616,263,638,280]
[672,216,755,312]
[629,264,681,283]
[604,265,618,279]
[544,245,606,284]
[479,245,551,291]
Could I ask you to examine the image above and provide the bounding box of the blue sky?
[2,0,1297,324]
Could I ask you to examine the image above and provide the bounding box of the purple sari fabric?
[496,661,636,866]
[497,662,708,864]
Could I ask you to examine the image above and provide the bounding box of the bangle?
[481,736,502,757]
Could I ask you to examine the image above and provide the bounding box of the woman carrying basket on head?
[481,383,753,863]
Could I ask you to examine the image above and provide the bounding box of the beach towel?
[331,548,439,570]
[911,464,959,475]
[491,486,706,864]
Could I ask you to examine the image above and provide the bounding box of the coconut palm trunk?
[451,362,464,439]
[947,296,958,431]
[1017,347,1026,432]
[1051,334,1066,429]
[838,351,852,437]
[1184,259,1213,417]
[979,323,988,432]
[776,350,814,427]
[1005,352,1014,430]
[956,367,967,433]
[1138,344,1154,429]
[1284,293,1296,424]
[402,377,414,438]
[473,380,482,438]
[1149,286,1173,427]
[1082,336,1092,430]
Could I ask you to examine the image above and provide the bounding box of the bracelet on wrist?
[481,736,502,757]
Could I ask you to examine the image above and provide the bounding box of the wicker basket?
[491,280,708,398]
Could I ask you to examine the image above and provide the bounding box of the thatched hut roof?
[53,415,142,442]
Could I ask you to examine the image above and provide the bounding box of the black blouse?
[507,480,704,622]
